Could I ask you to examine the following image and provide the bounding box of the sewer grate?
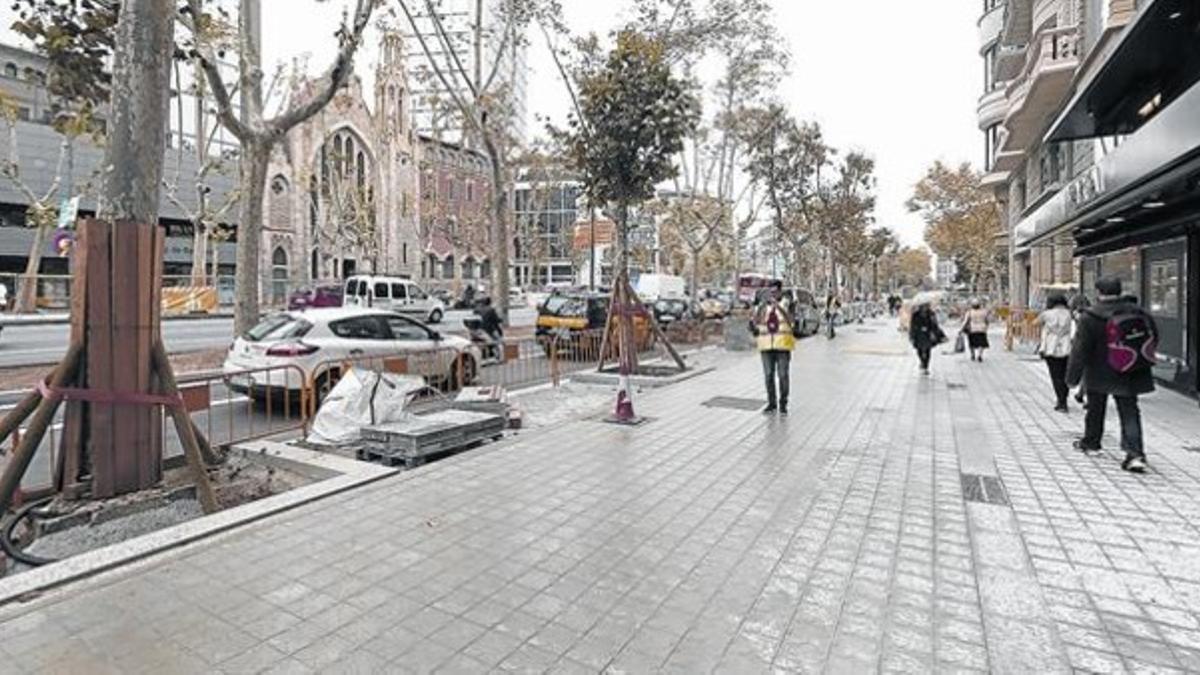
[702,396,768,411]
[946,382,968,391]
[1185,446,1200,454]
[961,473,1010,506]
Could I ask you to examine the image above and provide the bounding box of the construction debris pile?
[307,370,518,468]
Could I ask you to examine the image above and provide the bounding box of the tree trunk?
[85,0,175,496]
[234,142,269,334]
[190,219,208,286]
[482,129,510,324]
[210,238,220,291]
[690,247,701,306]
[15,208,51,314]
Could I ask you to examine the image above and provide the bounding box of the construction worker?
[749,280,798,415]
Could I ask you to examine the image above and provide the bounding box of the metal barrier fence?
[1004,308,1040,350]
[4,320,728,498]
[6,363,311,500]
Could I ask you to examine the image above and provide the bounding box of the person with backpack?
[749,281,799,414]
[1067,277,1158,472]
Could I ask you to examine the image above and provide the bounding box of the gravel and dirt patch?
[3,453,311,573]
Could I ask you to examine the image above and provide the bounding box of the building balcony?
[1000,25,1081,153]
[979,1,1006,50]
[1032,0,1064,37]
[981,170,1011,189]
[993,149,1025,174]
[977,87,1008,129]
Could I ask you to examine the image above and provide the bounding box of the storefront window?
[1148,259,1180,318]
[1081,259,1099,301]
[1098,248,1139,297]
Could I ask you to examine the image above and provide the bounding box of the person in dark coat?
[1067,277,1157,472]
[909,301,943,374]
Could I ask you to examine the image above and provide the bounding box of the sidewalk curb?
[0,442,397,609]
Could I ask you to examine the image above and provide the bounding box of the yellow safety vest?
[755,303,795,352]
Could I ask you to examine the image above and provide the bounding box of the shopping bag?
[954,333,966,354]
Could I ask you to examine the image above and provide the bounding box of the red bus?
[736,273,782,306]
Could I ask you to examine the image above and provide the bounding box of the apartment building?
[512,174,582,287]
[401,0,529,145]
[417,134,494,289]
[982,0,1200,393]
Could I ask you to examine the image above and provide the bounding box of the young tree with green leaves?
[563,29,698,421]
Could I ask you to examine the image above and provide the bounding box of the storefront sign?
[1066,165,1104,212]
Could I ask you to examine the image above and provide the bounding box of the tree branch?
[271,0,374,134]
[424,0,479,100]
[481,9,517,97]
[397,0,485,138]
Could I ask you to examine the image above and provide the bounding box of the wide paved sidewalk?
[3,320,1200,673]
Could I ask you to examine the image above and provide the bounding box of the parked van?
[635,274,686,301]
[342,275,446,324]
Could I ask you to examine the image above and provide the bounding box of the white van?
[342,275,446,324]
[635,274,686,301]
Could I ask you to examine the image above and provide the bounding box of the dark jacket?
[909,307,943,350]
[476,306,503,338]
[1066,298,1156,397]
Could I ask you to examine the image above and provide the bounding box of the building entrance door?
[1142,240,1186,362]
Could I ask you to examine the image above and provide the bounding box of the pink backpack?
[1103,309,1157,373]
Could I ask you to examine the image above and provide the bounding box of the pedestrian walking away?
[750,281,799,414]
[961,300,990,361]
[909,301,944,374]
[1067,277,1158,473]
[1038,292,1073,412]
[824,293,841,340]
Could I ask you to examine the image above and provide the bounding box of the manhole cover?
[702,396,767,411]
[961,473,1010,506]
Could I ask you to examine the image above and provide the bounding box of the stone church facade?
[260,33,420,305]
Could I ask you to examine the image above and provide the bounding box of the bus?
[736,273,782,307]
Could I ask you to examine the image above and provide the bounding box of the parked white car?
[223,307,480,399]
[342,275,446,324]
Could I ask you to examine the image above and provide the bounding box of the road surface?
[0,308,537,370]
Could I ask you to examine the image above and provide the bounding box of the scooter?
[463,317,503,365]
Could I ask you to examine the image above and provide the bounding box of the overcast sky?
[259,0,982,248]
[2,0,982,247]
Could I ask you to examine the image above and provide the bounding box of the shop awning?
[1046,0,1200,143]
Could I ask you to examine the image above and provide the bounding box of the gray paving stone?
[7,327,1200,673]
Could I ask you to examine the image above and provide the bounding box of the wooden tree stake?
[150,342,219,514]
[0,345,82,513]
